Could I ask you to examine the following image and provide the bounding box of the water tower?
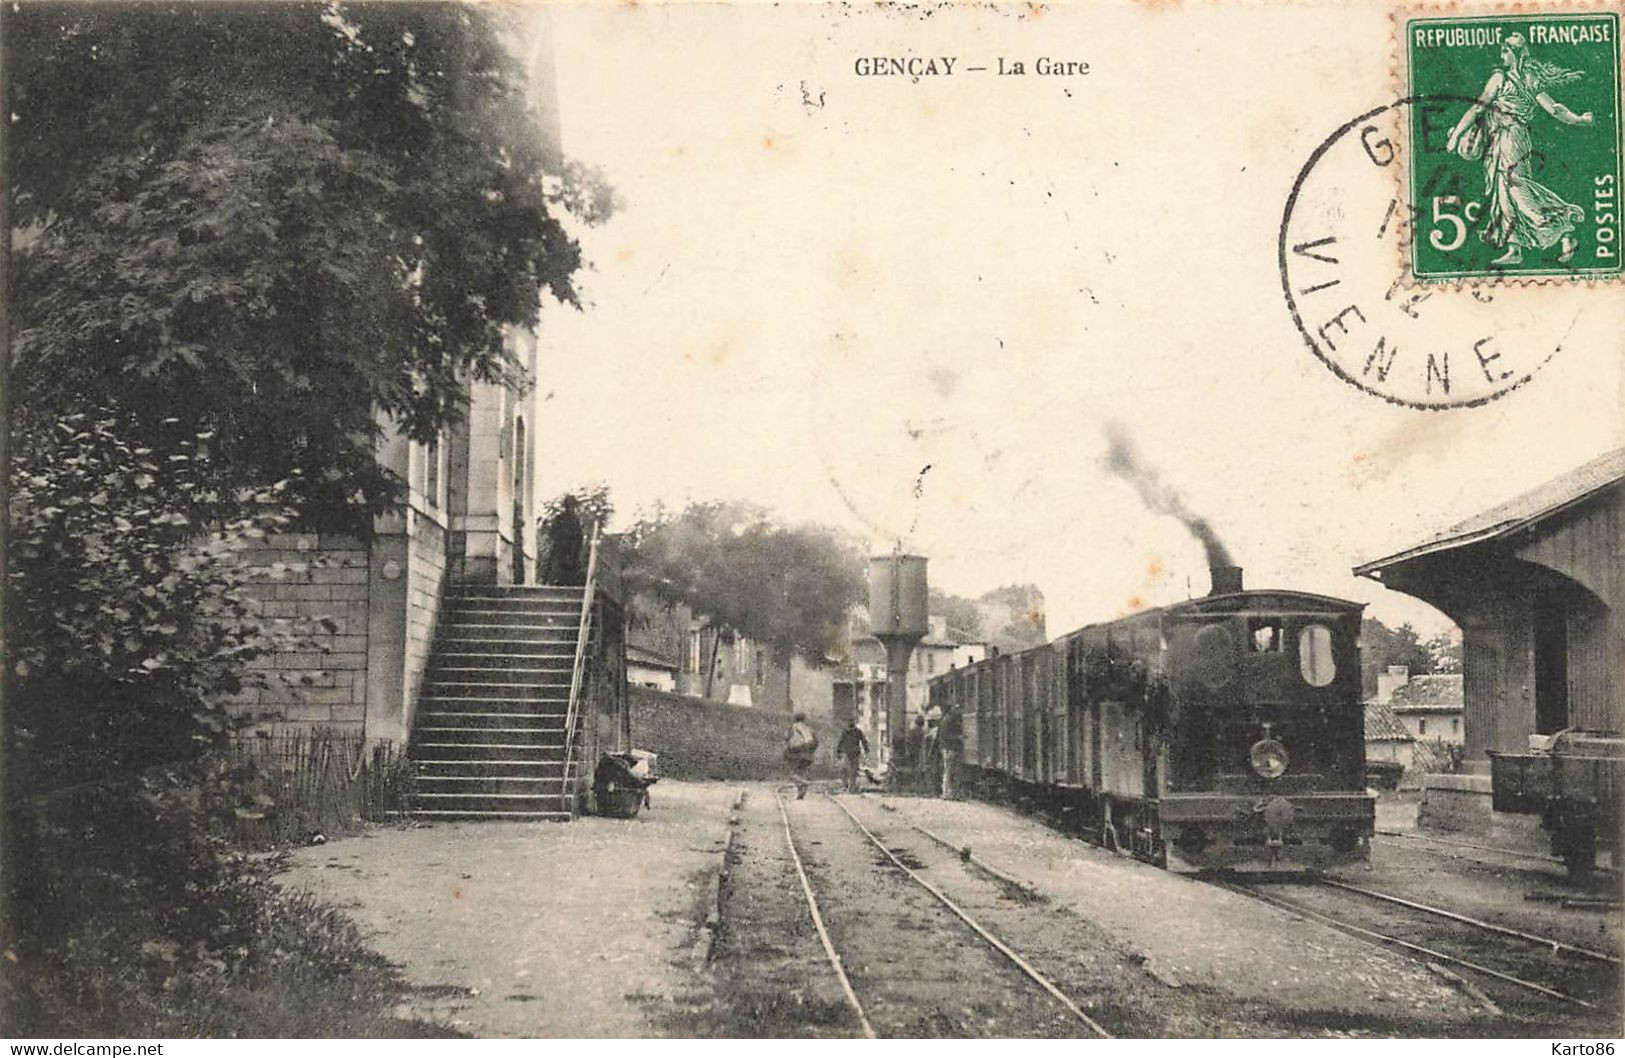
[868,552,928,768]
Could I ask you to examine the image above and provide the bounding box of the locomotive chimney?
[1210,565,1244,596]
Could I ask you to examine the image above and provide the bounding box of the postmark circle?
[1280,96,1601,410]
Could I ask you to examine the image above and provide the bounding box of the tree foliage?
[928,583,1048,653]
[623,502,867,665]
[1360,617,1456,698]
[6,411,296,782]
[7,2,611,530]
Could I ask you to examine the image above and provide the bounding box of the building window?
[926,652,936,674]
[1419,718,1428,736]
[755,649,765,687]
[1451,717,1459,734]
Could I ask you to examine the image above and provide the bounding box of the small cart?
[594,750,659,819]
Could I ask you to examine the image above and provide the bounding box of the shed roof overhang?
[1355,448,1625,583]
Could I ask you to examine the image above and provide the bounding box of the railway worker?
[938,702,964,799]
[835,717,869,794]
[921,710,942,794]
[905,715,927,786]
[784,712,819,800]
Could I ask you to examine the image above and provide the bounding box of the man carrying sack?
[784,711,818,800]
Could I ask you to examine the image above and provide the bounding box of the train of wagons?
[926,566,1375,871]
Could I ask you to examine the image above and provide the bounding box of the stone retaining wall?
[629,685,836,781]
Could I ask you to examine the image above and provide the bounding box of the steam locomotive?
[927,566,1375,871]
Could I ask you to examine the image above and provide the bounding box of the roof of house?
[1355,447,1625,576]
[1388,674,1465,712]
[1364,698,1415,742]
[627,644,679,671]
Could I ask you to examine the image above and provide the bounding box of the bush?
[1,766,446,1036]
[6,410,295,786]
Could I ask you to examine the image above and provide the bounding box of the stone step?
[416,774,568,794]
[415,711,567,731]
[414,792,575,814]
[412,809,574,822]
[412,724,567,746]
[411,741,572,763]
[425,655,576,672]
[451,585,585,599]
[416,694,570,713]
[446,597,584,615]
[419,681,571,700]
[434,640,577,659]
[426,664,573,684]
[440,611,581,630]
[416,758,570,779]
[416,793,575,819]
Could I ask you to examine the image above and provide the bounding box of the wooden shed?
[1355,449,1623,767]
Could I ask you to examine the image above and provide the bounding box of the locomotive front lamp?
[1249,722,1290,779]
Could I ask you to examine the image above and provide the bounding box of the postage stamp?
[1400,10,1623,282]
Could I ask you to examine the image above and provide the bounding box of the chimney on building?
[1377,665,1411,704]
[1209,565,1244,596]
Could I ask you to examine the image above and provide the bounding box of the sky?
[527,2,1622,638]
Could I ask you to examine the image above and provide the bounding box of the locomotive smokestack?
[1210,565,1244,596]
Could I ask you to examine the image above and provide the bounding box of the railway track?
[772,787,1113,1039]
[1214,874,1620,1015]
[859,794,1623,1030]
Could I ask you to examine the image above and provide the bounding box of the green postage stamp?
[1403,10,1622,281]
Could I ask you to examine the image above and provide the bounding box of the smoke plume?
[1102,425,1234,569]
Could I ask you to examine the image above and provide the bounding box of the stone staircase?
[409,585,589,821]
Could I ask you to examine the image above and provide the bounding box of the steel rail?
[773,789,877,1039]
[1217,879,1597,1010]
[825,794,1113,1038]
[1318,878,1620,966]
[1374,830,1558,865]
[870,801,1046,899]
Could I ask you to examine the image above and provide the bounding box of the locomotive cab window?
[1298,622,1336,687]
[1248,619,1285,653]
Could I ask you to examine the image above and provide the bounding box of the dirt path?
[280,781,738,1037]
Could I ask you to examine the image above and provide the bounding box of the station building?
[1355,448,1623,828]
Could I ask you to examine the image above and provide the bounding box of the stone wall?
[404,512,449,710]
[231,534,371,732]
[628,686,836,781]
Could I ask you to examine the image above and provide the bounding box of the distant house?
[623,592,836,714]
[1364,697,1417,787]
[627,643,679,693]
[1389,674,1465,744]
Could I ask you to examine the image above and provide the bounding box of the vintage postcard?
[3,0,1621,1045]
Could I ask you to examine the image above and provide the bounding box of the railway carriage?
[928,567,1375,872]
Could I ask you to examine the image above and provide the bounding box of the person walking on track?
[836,717,869,794]
[784,711,819,800]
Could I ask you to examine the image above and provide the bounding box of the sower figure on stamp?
[784,711,818,800]
[1447,34,1594,266]
[835,717,868,794]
